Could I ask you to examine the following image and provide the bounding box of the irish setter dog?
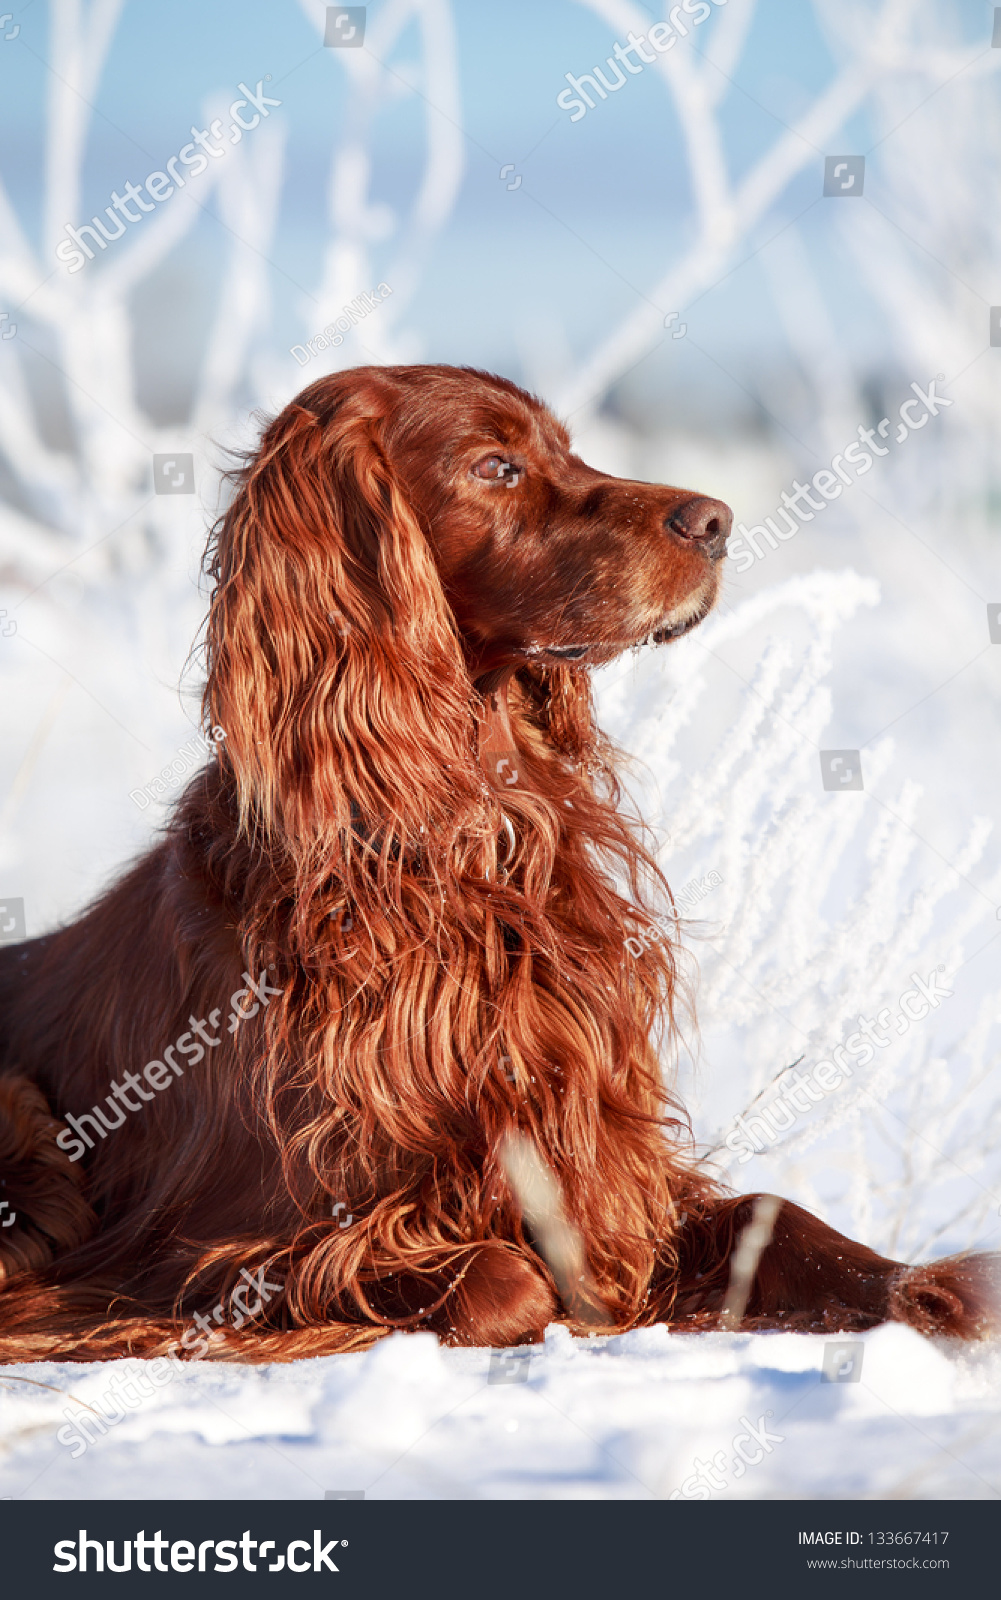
[0,364,995,1361]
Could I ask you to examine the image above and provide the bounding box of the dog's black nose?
[666,496,732,560]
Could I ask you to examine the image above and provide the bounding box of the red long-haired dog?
[0,365,996,1360]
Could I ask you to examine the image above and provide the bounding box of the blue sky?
[0,0,992,425]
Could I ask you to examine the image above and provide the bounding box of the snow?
[2,1323,999,1501]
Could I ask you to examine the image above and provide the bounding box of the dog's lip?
[529,611,708,660]
[539,644,590,660]
[649,613,704,643]
[644,592,718,645]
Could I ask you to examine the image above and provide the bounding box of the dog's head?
[338,365,730,675]
[204,364,730,846]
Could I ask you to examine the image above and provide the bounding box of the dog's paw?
[0,1075,97,1282]
[889,1253,1001,1340]
[431,1244,560,1347]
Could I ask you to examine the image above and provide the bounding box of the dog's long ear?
[203,397,485,870]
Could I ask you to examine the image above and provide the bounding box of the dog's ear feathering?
[203,397,486,860]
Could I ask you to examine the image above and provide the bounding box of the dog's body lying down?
[0,364,995,1361]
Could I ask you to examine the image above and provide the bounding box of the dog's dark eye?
[471,454,519,482]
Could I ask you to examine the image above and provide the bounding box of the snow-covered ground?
[1,1323,999,1501]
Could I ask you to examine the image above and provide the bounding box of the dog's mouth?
[647,609,710,643]
[540,644,591,661]
[531,606,712,663]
